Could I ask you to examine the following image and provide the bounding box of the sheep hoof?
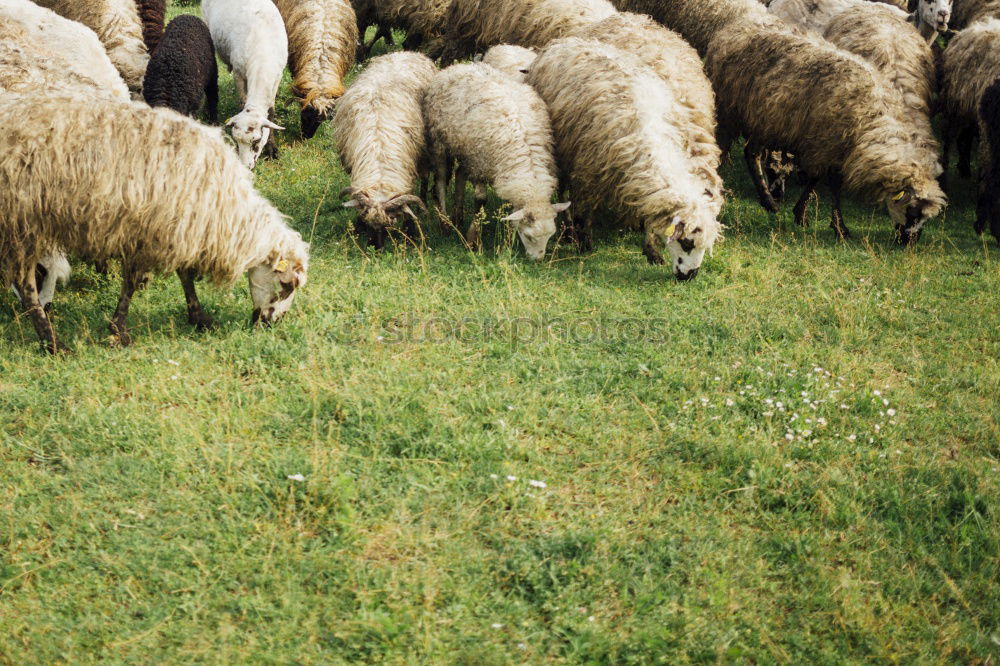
[108,323,132,347]
[188,310,215,331]
[642,241,666,265]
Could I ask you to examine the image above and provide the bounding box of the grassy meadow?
[1,2,999,662]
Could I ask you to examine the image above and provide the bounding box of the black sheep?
[142,15,218,123]
[977,78,1000,243]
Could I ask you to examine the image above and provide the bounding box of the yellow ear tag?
[275,259,289,273]
[665,224,677,237]
[892,190,906,202]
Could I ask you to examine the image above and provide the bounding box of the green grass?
[1,4,998,663]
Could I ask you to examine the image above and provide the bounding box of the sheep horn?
[386,194,427,213]
[262,119,285,131]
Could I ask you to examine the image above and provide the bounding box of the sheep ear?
[262,119,285,131]
[666,216,685,240]
[552,202,571,213]
[225,116,238,129]
[503,209,527,222]
[343,199,359,209]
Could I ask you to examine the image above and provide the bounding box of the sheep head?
[342,188,426,232]
[885,182,947,246]
[916,0,951,33]
[249,246,309,327]
[226,110,284,169]
[503,202,570,261]
[649,200,723,281]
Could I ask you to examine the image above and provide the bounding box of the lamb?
[941,19,1000,181]
[527,38,724,279]
[481,44,537,81]
[142,15,218,123]
[203,0,288,169]
[441,0,616,64]
[0,0,129,100]
[0,94,309,354]
[976,77,1000,242]
[609,0,769,55]
[423,62,569,259]
[134,0,164,52]
[272,0,356,139]
[32,0,149,93]
[334,52,436,248]
[706,21,946,244]
[770,0,952,41]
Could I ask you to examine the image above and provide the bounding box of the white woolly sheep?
[0,0,129,100]
[609,0,769,55]
[770,0,952,41]
[706,21,946,244]
[334,52,437,248]
[441,0,616,64]
[527,38,724,279]
[272,0,357,139]
[0,94,309,354]
[941,18,1000,181]
[32,0,149,93]
[423,62,569,259]
[203,0,288,169]
[481,44,537,81]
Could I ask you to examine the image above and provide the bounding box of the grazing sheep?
[354,0,451,58]
[134,0,164,52]
[571,13,720,179]
[424,62,569,259]
[32,0,149,93]
[950,0,1000,28]
[273,0,357,139]
[527,38,724,279]
[203,0,288,169]
[609,0,769,55]
[0,94,309,353]
[977,77,1000,241]
[771,0,952,40]
[142,15,218,122]
[941,18,1000,179]
[0,0,129,99]
[706,22,946,244]
[334,52,436,248]
[441,0,616,64]
[481,44,536,81]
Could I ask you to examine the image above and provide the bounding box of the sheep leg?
[434,153,450,231]
[367,226,387,251]
[14,269,62,355]
[177,268,214,331]
[745,141,780,213]
[793,176,820,228]
[474,183,487,214]
[957,126,976,179]
[642,228,665,265]
[205,58,219,125]
[828,174,851,240]
[108,265,146,347]
[576,213,593,254]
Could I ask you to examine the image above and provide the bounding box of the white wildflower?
[287,474,306,482]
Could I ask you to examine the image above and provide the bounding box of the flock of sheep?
[0,0,997,355]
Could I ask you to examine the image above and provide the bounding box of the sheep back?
[142,15,217,120]
[273,0,357,122]
[951,0,1000,28]
[610,0,768,55]
[423,62,557,207]
[333,52,437,203]
[33,0,149,92]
